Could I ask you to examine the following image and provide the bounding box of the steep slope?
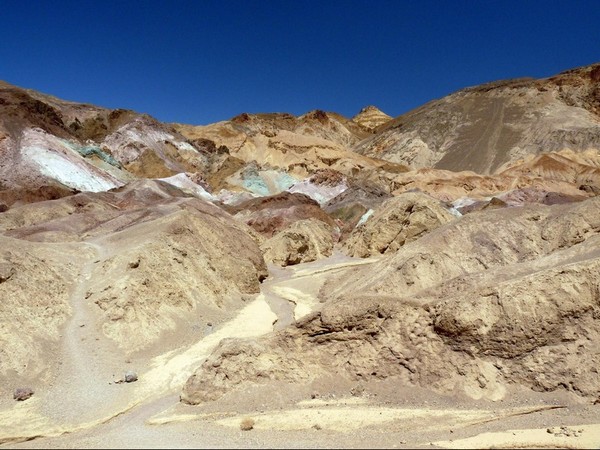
[0,181,267,382]
[0,81,212,206]
[354,63,600,174]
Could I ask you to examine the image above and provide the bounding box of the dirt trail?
[39,240,131,424]
[0,250,373,445]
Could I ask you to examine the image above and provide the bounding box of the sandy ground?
[1,252,599,449]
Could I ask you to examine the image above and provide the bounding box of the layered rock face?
[351,105,393,131]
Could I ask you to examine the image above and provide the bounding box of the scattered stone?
[350,383,365,397]
[13,387,34,401]
[114,370,138,384]
[124,370,138,383]
[240,417,255,431]
[547,426,583,437]
[0,262,15,283]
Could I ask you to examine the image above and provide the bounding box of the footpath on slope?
[0,250,371,445]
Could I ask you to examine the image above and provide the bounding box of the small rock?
[312,423,322,430]
[13,387,34,401]
[240,417,255,431]
[124,371,138,383]
[0,262,15,283]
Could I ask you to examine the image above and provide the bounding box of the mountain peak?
[352,105,392,130]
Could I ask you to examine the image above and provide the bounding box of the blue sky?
[1,1,599,124]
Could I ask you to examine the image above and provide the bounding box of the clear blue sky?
[1,1,599,125]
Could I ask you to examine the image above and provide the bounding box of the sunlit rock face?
[354,64,600,174]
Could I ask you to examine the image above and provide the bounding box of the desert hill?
[354,63,600,174]
[1,63,600,448]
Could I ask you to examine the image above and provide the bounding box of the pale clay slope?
[0,183,267,388]
[0,215,344,445]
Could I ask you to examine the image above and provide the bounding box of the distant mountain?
[1,63,600,210]
[353,63,600,174]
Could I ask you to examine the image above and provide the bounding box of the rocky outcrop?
[343,192,456,257]
[352,105,392,131]
[181,197,600,404]
[261,219,335,267]
[173,111,408,190]
[228,192,337,237]
[0,81,209,204]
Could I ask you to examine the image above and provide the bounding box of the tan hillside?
[354,63,600,174]
[2,63,600,449]
[342,191,456,257]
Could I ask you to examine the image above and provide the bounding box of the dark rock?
[0,262,14,283]
[13,387,34,401]
[579,184,600,195]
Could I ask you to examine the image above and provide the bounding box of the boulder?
[343,192,455,257]
[13,387,34,401]
[261,219,334,267]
